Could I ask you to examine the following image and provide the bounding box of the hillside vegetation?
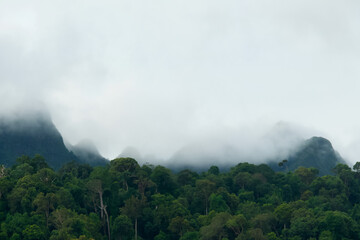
[1,156,360,240]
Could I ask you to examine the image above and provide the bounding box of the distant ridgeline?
[167,136,346,176]
[0,111,346,175]
[268,136,345,176]
[0,112,108,169]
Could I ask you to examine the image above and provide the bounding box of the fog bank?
[1,1,360,164]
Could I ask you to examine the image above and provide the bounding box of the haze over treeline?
[1,1,360,164]
[0,108,342,171]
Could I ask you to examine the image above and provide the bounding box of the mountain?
[66,139,108,166]
[0,110,346,174]
[168,135,345,175]
[269,136,345,175]
[118,146,143,161]
[166,122,316,172]
[0,111,104,169]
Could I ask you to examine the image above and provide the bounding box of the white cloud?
[1,0,360,163]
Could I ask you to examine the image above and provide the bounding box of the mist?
[1,1,360,166]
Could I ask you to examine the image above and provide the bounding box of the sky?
[1,0,360,164]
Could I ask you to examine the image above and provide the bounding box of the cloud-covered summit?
[1,1,360,163]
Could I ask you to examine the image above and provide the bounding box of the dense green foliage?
[1,155,360,240]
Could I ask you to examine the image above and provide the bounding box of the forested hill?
[66,140,108,167]
[0,113,108,169]
[1,156,360,240]
[0,113,79,169]
[269,137,345,175]
[167,136,345,175]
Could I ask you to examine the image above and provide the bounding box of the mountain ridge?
[66,139,108,166]
[0,112,108,169]
[0,112,347,174]
[269,136,345,175]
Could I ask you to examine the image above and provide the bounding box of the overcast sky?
[1,1,360,164]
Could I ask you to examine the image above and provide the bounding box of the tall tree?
[196,180,216,215]
[110,158,139,191]
[111,215,133,240]
[33,192,57,227]
[200,212,231,240]
[87,179,110,240]
[121,196,144,240]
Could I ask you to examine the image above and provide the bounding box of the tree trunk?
[104,206,111,240]
[46,210,49,227]
[135,218,138,240]
[205,200,208,215]
[98,190,106,236]
[125,181,128,192]
[99,190,104,219]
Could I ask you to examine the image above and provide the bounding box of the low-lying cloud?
[1,0,360,165]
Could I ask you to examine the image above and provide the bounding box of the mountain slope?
[269,136,345,175]
[67,139,108,166]
[0,112,79,169]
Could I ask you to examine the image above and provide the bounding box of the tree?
[226,214,247,236]
[168,216,191,237]
[7,180,37,213]
[247,228,266,240]
[135,170,154,199]
[111,215,133,240]
[209,194,230,213]
[58,161,92,181]
[200,212,231,240]
[10,162,34,180]
[196,179,216,215]
[319,231,332,240]
[55,187,76,209]
[0,165,6,178]
[353,162,360,173]
[250,213,276,235]
[324,211,356,239]
[151,166,176,194]
[177,169,198,186]
[208,166,220,175]
[110,158,140,191]
[50,208,73,230]
[180,231,200,240]
[121,196,144,240]
[0,177,11,199]
[34,168,57,193]
[310,175,345,198]
[289,208,317,239]
[294,167,318,185]
[33,192,57,227]
[234,172,253,190]
[1,213,33,238]
[22,225,45,240]
[278,160,288,171]
[274,203,293,230]
[87,179,110,240]
[333,164,351,175]
[154,231,170,240]
[29,155,49,172]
